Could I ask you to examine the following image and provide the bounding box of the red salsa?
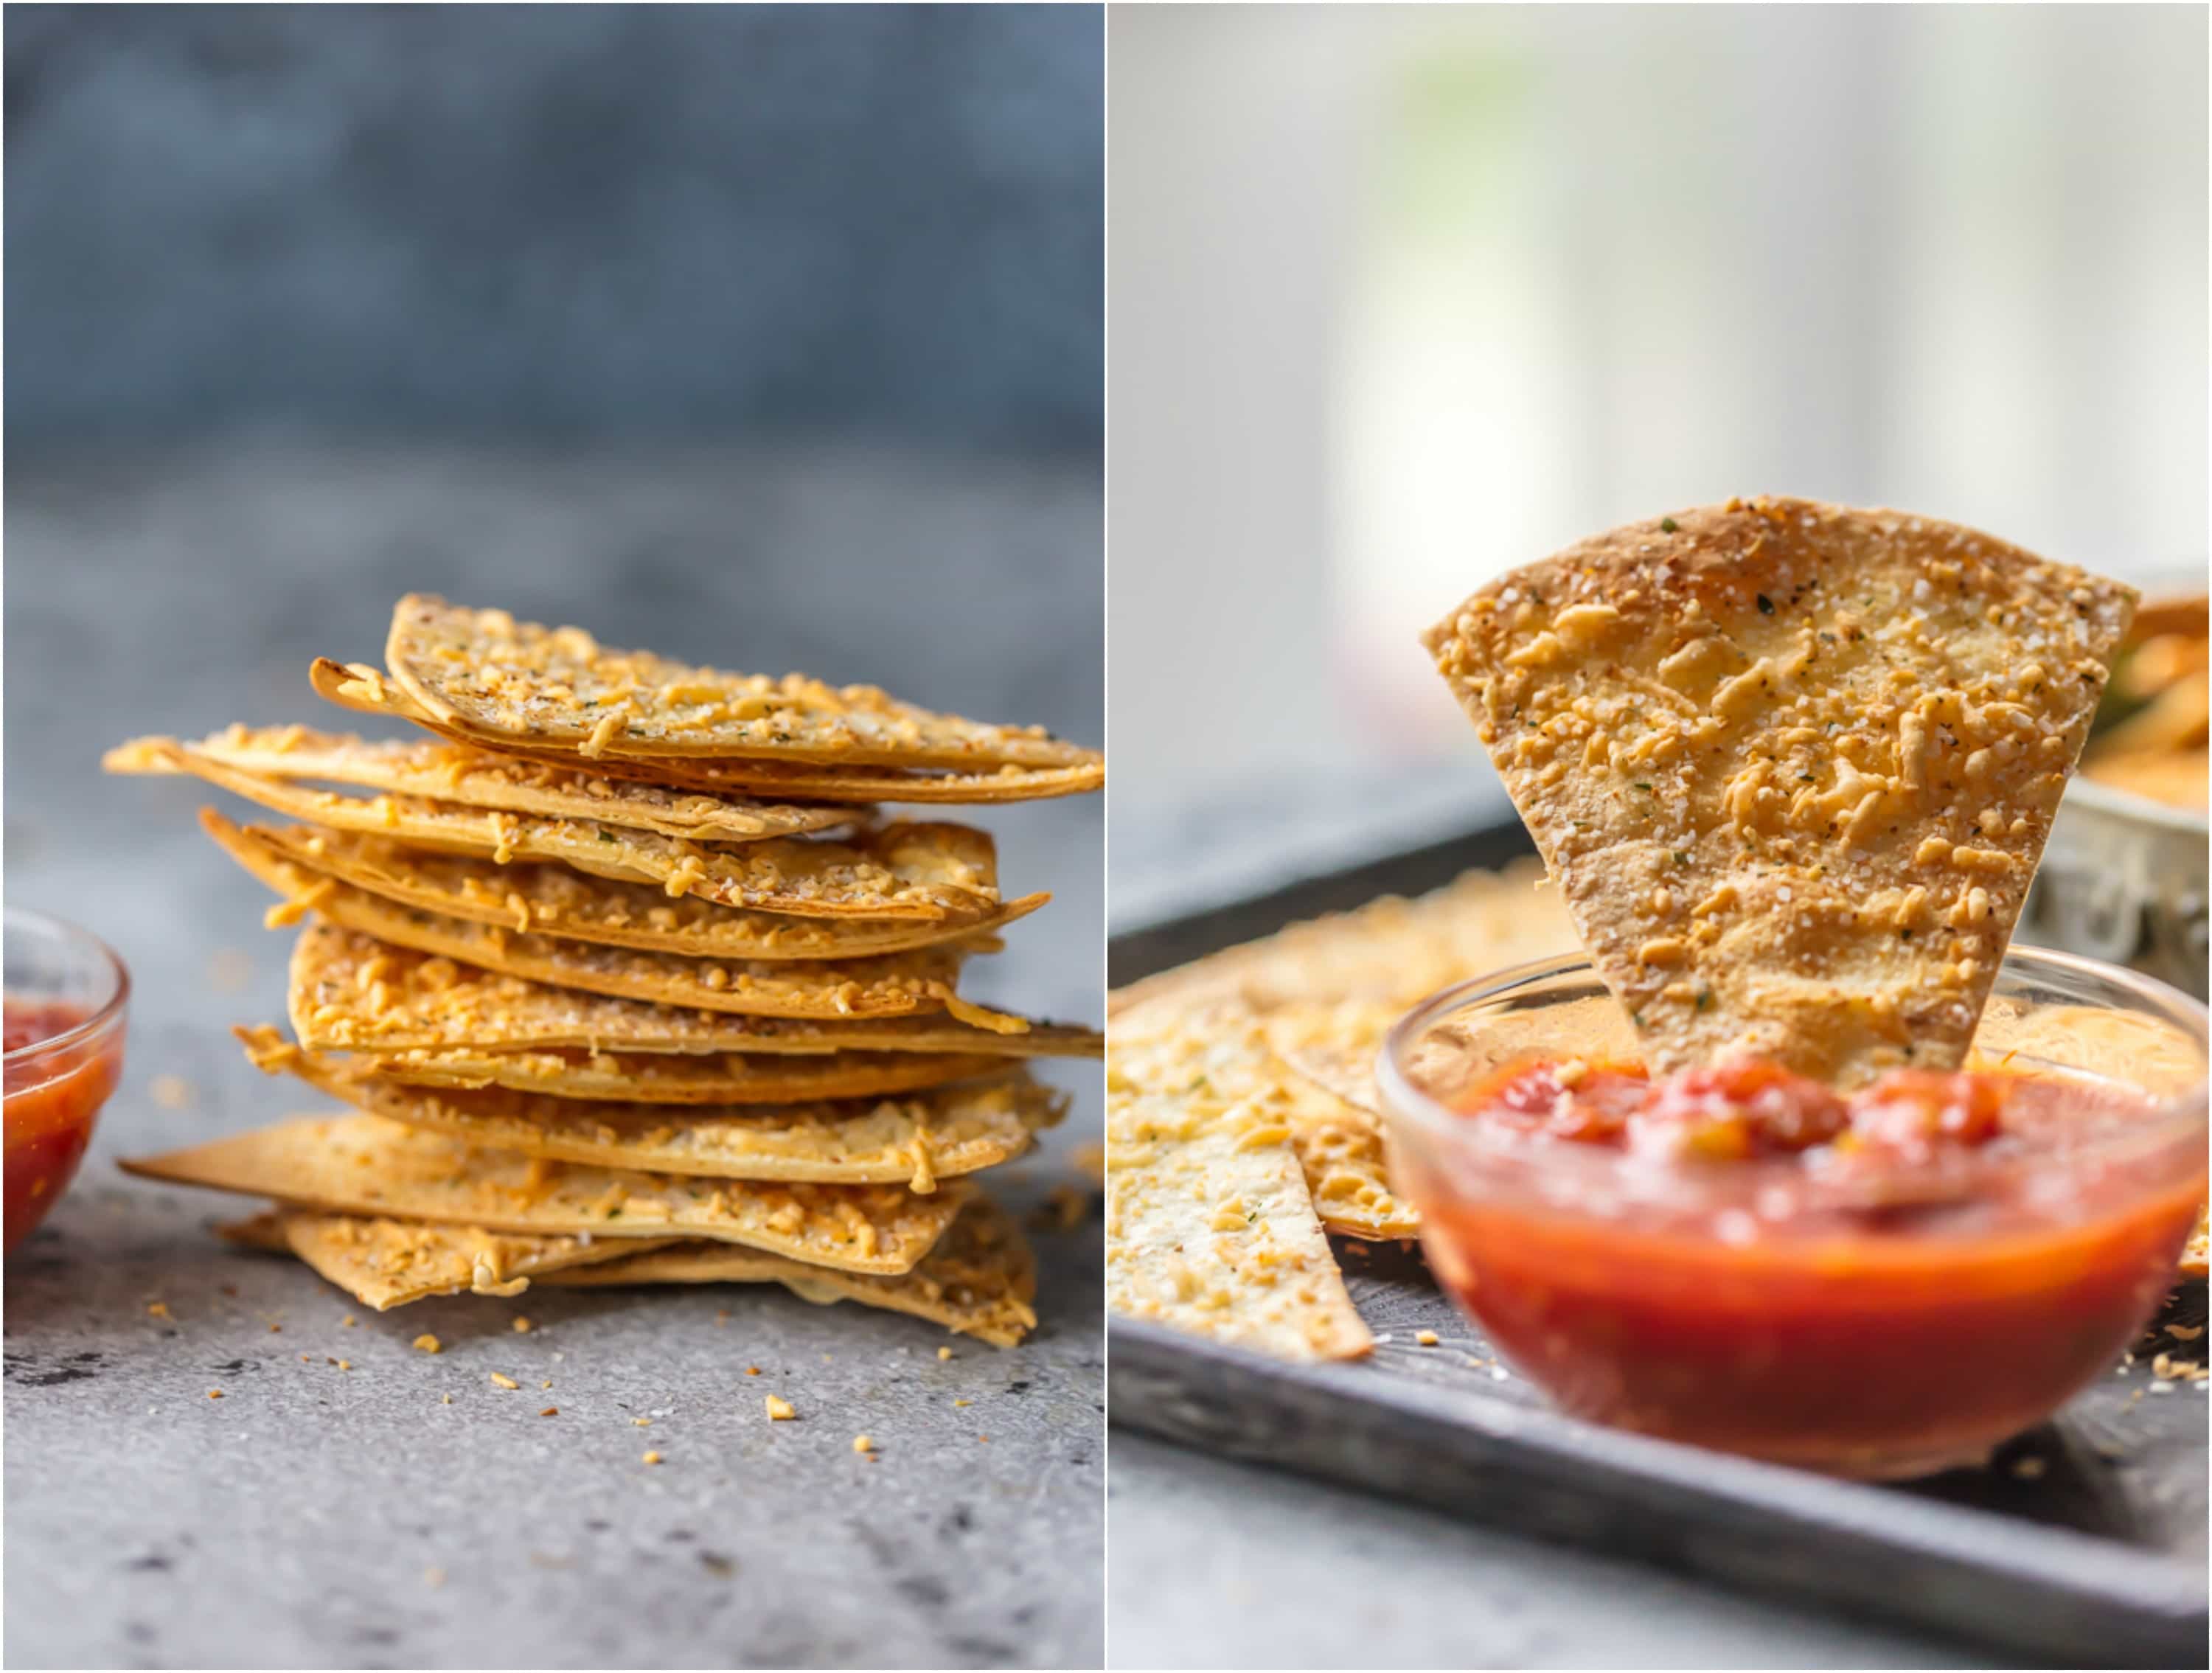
[5,1001,122,1253]
[1414,1057,2204,1476]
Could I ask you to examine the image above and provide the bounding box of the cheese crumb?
[489,1372,519,1390]
[413,1334,442,1354]
[641,1450,663,1466]
[765,1394,796,1420]
[147,1301,170,1318]
[1416,1330,1441,1347]
[207,1389,223,1399]
[937,1346,954,1361]
[512,1316,533,1333]
[852,1435,874,1453]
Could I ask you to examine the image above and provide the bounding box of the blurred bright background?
[1108,3,2206,928]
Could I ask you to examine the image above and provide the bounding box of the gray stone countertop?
[3,447,1104,1671]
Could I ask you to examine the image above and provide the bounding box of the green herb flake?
[1660,516,1679,533]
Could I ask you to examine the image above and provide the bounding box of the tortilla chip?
[122,1115,971,1273]
[108,738,998,922]
[142,725,858,843]
[2182,1205,2208,1280]
[284,920,1088,1057]
[1107,1002,1371,1361]
[543,1197,1040,1346]
[218,830,1005,1024]
[237,1030,1063,1189]
[206,811,1048,959]
[218,1210,664,1309]
[315,659,1103,804]
[1109,860,1575,1018]
[1424,496,2135,1086]
[1109,865,1576,1242]
[372,595,1098,775]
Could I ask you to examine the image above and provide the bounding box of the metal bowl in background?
[2025,777,2208,1001]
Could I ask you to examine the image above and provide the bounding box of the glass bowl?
[1377,946,2208,1479]
[4,907,129,1254]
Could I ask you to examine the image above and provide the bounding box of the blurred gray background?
[5,7,1102,1671]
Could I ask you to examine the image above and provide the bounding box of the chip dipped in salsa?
[5,1000,124,1253]
[1402,1052,2205,1478]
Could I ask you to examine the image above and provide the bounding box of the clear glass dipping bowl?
[5,907,130,1253]
[1377,946,2208,1478]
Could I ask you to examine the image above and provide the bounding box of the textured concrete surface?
[4,448,1103,1670]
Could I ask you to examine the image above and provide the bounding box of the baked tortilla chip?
[206,811,1047,959]
[285,921,1088,1057]
[244,1018,1013,1110]
[375,594,1099,773]
[216,833,1009,1024]
[218,1210,664,1309]
[543,1197,1040,1346]
[2182,1205,2208,1281]
[237,1031,1063,1189]
[142,725,857,842]
[1108,865,1576,1242]
[1109,860,1574,1018]
[315,659,1103,804]
[122,1115,971,1274]
[108,737,998,922]
[1425,496,2135,1085]
[1107,1001,1371,1361]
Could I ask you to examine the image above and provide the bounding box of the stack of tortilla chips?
[108,596,1102,1346]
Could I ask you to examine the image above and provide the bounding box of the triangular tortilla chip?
[236,1030,1063,1189]
[2182,1206,2208,1280]
[1107,1001,1371,1362]
[135,725,857,842]
[1424,497,2135,1085]
[1108,863,1577,1242]
[377,594,1099,773]
[122,1115,971,1274]
[204,811,1048,959]
[284,921,1090,1057]
[218,1210,667,1309]
[543,1197,1039,1346]
[108,738,998,922]
[315,659,1103,804]
[1108,859,1574,1018]
[211,815,1020,1027]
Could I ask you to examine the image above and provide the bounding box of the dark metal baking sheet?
[1107,821,2209,1669]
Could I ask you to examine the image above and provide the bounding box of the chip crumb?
[441,1393,453,1405]
[2166,1323,2205,1342]
[765,1394,796,1421]
[413,1334,442,1354]
[641,1450,663,1465]
[146,1301,170,1318]
[268,1323,281,1334]
[745,1366,761,1377]
[852,1435,874,1453]
[541,1380,552,1389]
[977,1434,990,1444]
[299,1354,310,1363]
[953,1398,972,1408]
[633,1418,651,1427]
[937,1346,954,1361]
[207,1389,223,1399]
[540,1407,558,1418]
[150,1074,195,1110]
[490,1372,519,1390]
[337,1360,352,1372]
[2009,1455,2047,1480]
[512,1316,533,1333]
[341,1315,358,1329]
[1416,1329,1441,1347]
